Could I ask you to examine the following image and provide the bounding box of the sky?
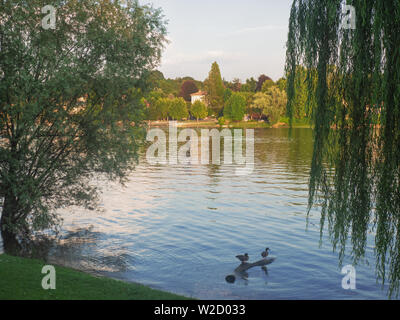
[141,0,293,82]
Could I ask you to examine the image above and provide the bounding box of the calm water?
[11,128,393,299]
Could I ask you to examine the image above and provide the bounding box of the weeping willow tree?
[286,0,400,297]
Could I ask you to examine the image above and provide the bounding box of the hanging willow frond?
[286,0,400,298]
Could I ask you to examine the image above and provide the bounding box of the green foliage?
[241,77,257,93]
[238,92,255,117]
[291,66,313,119]
[204,62,225,115]
[279,116,290,125]
[0,0,167,245]
[250,92,269,119]
[207,107,214,117]
[148,97,171,121]
[218,117,226,126]
[261,79,275,93]
[224,88,233,103]
[146,70,165,91]
[264,87,287,124]
[224,92,246,121]
[276,78,287,92]
[157,78,181,96]
[146,89,166,120]
[169,98,188,120]
[239,92,255,108]
[159,98,173,120]
[251,88,287,125]
[286,0,400,298]
[190,101,208,121]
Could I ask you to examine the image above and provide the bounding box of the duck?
[236,253,249,263]
[261,248,271,258]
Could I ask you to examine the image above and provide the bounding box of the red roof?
[190,91,206,96]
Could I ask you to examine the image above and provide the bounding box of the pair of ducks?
[236,248,270,263]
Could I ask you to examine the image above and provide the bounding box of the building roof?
[190,91,207,96]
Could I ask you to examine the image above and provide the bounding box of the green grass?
[0,254,190,300]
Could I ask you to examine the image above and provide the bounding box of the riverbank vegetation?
[0,254,188,300]
[142,62,311,128]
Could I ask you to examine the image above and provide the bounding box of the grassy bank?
[0,254,190,300]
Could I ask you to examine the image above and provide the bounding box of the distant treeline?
[141,62,312,125]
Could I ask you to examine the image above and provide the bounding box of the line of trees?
[144,59,314,126]
[145,94,209,121]
[145,62,305,125]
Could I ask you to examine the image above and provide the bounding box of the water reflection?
[48,226,130,275]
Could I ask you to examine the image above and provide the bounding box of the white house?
[190,91,207,104]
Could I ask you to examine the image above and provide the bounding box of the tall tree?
[204,62,225,115]
[0,0,166,252]
[286,0,400,298]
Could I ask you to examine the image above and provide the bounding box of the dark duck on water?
[235,253,249,263]
[261,248,270,258]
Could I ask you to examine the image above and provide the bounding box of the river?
[3,127,391,299]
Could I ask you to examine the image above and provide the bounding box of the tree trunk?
[1,193,21,254]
